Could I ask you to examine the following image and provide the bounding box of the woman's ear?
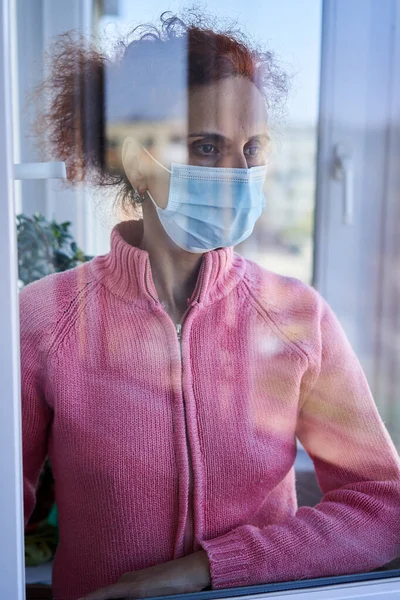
[121,137,147,192]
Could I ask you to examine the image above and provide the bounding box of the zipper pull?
[176,323,182,342]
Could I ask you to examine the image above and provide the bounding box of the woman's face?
[187,76,269,170]
[128,76,269,209]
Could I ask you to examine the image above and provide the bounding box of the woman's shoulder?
[19,261,96,337]
[240,257,334,361]
[241,256,323,317]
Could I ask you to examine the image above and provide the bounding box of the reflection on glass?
[18,6,400,600]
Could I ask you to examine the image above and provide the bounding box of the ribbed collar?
[90,220,246,307]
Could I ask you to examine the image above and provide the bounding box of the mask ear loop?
[141,146,172,174]
[140,146,172,210]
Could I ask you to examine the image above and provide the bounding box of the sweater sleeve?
[200,296,400,589]
[20,284,53,527]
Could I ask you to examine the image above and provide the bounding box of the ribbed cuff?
[199,530,250,589]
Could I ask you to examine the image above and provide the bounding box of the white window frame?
[0,0,26,598]
[223,578,400,599]
[0,0,399,597]
[314,0,397,364]
[314,0,400,446]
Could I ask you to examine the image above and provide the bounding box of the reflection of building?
[266,125,317,231]
[240,124,317,283]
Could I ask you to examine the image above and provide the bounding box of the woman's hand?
[78,550,211,600]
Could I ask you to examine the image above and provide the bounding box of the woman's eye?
[195,143,219,156]
[245,145,261,157]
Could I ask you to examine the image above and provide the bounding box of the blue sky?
[100,0,322,125]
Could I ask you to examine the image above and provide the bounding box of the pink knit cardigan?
[20,221,400,600]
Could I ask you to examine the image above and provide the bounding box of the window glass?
[97,0,321,283]
[16,1,400,599]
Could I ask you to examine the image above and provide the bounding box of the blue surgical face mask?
[142,146,267,253]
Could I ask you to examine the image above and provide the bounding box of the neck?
[139,206,204,323]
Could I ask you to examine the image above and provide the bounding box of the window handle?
[332,143,354,226]
[14,161,67,180]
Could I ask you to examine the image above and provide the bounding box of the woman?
[21,12,400,600]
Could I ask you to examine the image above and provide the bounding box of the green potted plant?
[17,213,91,287]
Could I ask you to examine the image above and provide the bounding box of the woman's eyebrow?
[187,132,269,142]
[187,132,227,143]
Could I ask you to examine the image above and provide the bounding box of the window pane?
[97,1,321,284]
[14,1,400,599]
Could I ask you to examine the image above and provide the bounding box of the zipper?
[176,322,194,555]
[145,259,206,555]
[176,260,206,555]
[177,259,206,330]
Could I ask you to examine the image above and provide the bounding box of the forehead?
[188,77,268,137]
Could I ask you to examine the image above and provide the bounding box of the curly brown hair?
[31,10,289,212]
